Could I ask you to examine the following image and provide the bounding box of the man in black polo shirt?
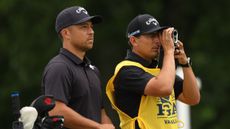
[106,14,200,129]
[41,6,114,129]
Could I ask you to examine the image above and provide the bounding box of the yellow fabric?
[106,60,179,129]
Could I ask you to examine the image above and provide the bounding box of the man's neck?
[63,46,85,60]
[132,49,152,63]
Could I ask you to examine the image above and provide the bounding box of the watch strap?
[179,57,191,67]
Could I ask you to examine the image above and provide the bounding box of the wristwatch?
[179,57,192,67]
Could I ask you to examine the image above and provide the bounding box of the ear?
[129,36,138,47]
[60,28,71,40]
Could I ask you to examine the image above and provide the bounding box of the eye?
[81,25,88,28]
[151,33,159,38]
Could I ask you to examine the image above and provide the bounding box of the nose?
[88,26,94,35]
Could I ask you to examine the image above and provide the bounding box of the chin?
[86,46,93,51]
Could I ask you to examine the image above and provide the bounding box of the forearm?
[62,108,100,129]
[160,52,176,87]
[182,67,200,105]
[49,102,100,129]
[101,109,113,124]
[145,52,176,96]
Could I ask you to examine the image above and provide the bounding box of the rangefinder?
[172,29,178,46]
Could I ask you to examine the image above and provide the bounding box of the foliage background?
[0,0,230,129]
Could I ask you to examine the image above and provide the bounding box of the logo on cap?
[76,7,88,15]
[146,18,159,26]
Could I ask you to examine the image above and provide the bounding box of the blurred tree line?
[0,0,230,129]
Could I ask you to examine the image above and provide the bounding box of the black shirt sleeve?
[114,66,153,95]
[42,62,72,104]
[174,75,183,99]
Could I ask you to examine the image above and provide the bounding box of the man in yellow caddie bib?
[106,14,200,129]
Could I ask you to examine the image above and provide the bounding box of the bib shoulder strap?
[114,60,160,76]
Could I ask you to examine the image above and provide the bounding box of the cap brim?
[144,26,169,34]
[74,15,103,25]
[90,15,103,24]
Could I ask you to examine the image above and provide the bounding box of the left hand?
[174,40,188,64]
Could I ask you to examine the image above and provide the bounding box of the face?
[131,32,161,61]
[62,21,94,52]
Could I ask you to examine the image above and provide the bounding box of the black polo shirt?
[41,48,102,125]
[114,50,183,128]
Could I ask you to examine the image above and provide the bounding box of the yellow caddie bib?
[106,60,179,129]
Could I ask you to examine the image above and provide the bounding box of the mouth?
[88,38,94,40]
[88,36,94,40]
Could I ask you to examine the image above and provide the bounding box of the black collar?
[125,50,158,68]
[59,48,91,66]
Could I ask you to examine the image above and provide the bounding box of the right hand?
[98,124,115,129]
[159,28,175,54]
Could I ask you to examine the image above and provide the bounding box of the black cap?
[55,6,103,33]
[126,14,168,38]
